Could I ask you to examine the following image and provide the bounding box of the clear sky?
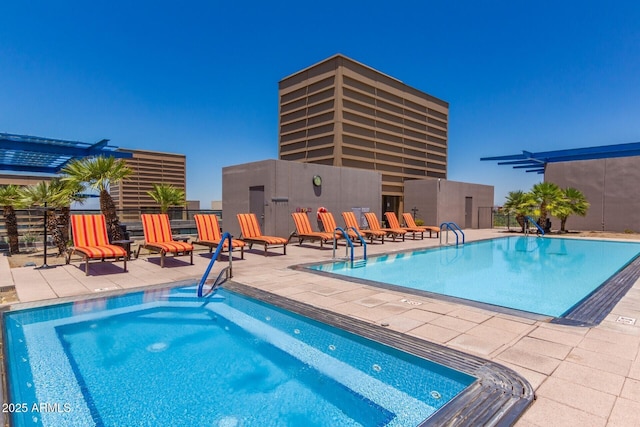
[1,1,639,208]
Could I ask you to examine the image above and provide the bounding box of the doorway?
[382,195,400,227]
[465,197,473,228]
[249,186,265,229]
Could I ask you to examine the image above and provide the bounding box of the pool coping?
[295,236,640,327]
[224,281,535,427]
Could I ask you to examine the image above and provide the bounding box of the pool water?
[4,286,474,426]
[311,237,640,317]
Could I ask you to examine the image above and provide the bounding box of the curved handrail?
[524,216,545,236]
[448,222,465,244]
[332,227,367,267]
[333,227,354,262]
[346,226,367,262]
[197,232,233,297]
[439,222,465,246]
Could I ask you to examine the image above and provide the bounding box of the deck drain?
[400,298,422,306]
[616,316,636,325]
[93,286,119,292]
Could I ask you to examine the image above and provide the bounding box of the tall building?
[278,54,448,215]
[111,149,186,221]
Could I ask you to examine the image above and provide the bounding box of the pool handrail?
[439,222,465,246]
[332,226,367,267]
[197,232,233,297]
[524,216,545,236]
[347,226,367,265]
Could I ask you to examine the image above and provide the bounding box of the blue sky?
[1,1,639,207]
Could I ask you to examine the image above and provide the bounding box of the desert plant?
[503,190,534,232]
[61,156,132,241]
[146,183,186,214]
[550,187,590,232]
[0,185,27,254]
[528,182,563,229]
[21,181,67,255]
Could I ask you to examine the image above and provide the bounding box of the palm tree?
[503,190,534,232]
[21,181,68,256]
[147,183,186,214]
[51,179,86,246]
[529,182,563,230]
[551,187,590,232]
[0,185,27,254]
[61,156,132,241]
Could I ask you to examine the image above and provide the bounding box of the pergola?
[0,132,132,174]
[480,142,640,173]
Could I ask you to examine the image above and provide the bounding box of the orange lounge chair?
[193,214,245,259]
[342,211,385,243]
[291,212,334,248]
[402,213,440,238]
[66,214,128,275]
[237,213,288,256]
[136,214,193,267]
[385,212,424,240]
[363,212,406,242]
[318,211,360,243]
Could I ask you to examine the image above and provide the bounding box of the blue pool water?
[4,286,474,426]
[311,237,640,317]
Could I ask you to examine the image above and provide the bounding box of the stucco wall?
[223,159,382,238]
[404,178,494,229]
[545,157,640,232]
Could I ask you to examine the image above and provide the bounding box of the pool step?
[351,259,367,268]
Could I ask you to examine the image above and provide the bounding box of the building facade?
[404,179,495,229]
[111,149,187,221]
[278,54,449,216]
[223,159,382,239]
[545,157,640,232]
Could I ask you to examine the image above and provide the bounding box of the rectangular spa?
[3,286,475,426]
[310,236,640,318]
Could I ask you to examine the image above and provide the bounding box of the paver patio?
[2,229,639,426]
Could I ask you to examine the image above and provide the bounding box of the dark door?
[465,197,473,228]
[382,196,400,227]
[249,186,265,229]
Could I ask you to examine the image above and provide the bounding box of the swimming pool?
[3,285,478,426]
[309,236,640,319]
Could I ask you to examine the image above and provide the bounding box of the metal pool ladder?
[439,222,465,246]
[197,232,233,297]
[332,227,367,268]
[524,216,545,236]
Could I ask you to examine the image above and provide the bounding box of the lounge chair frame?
[363,212,406,242]
[65,214,128,276]
[318,212,360,244]
[193,214,245,259]
[341,211,385,244]
[291,212,335,248]
[237,213,288,256]
[402,213,440,238]
[385,212,424,240]
[135,214,194,267]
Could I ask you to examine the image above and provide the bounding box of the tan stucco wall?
[404,178,494,229]
[545,157,640,232]
[223,159,382,238]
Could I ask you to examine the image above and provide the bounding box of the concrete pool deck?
[2,229,640,426]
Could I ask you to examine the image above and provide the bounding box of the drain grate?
[400,298,422,306]
[615,316,636,325]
